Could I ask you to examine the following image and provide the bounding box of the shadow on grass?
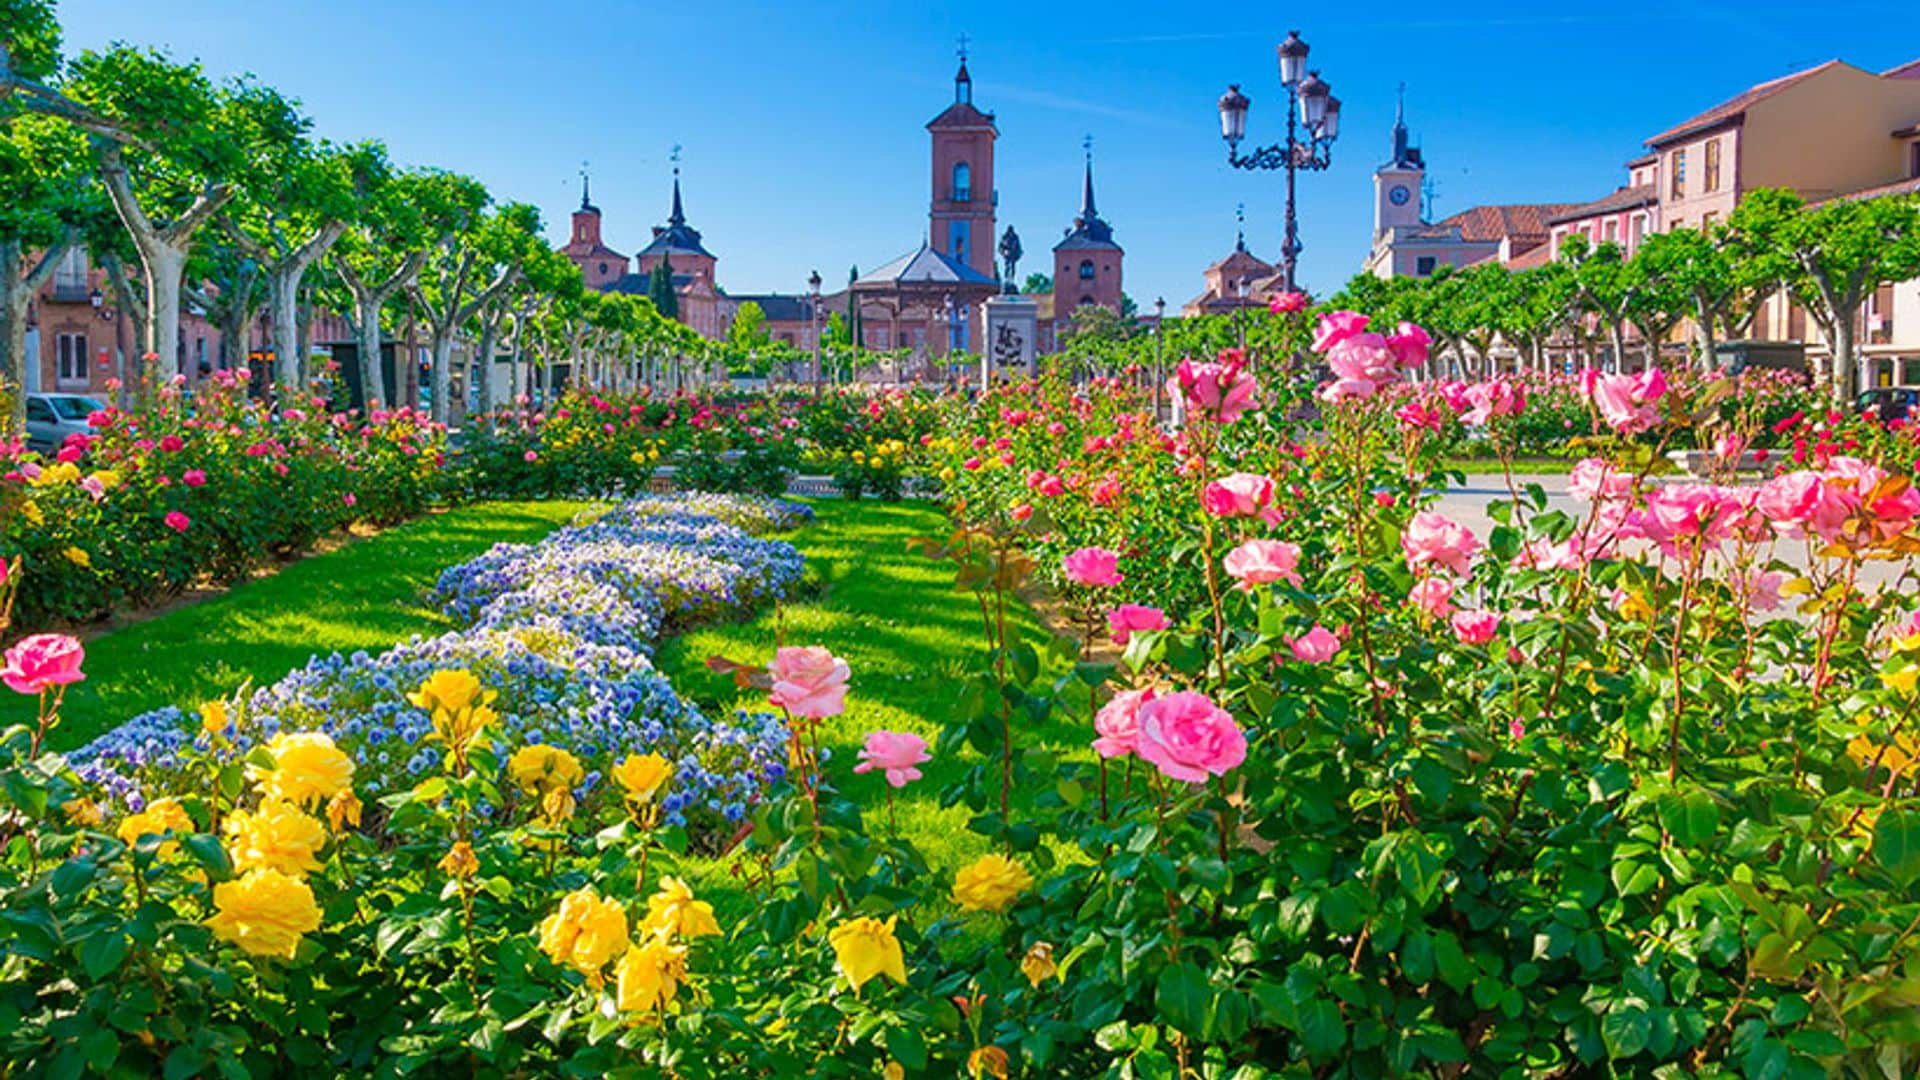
[21,501,596,750]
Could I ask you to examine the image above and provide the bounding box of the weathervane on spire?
[1083,133,1093,162]
[957,32,970,63]
[578,160,591,210]
[1235,202,1247,252]
[670,143,682,178]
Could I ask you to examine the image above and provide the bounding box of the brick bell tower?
[927,47,998,279]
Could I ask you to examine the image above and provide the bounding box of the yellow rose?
[206,868,322,959]
[32,462,80,486]
[951,853,1034,914]
[539,785,576,825]
[437,840,480,879]
[1021,941,1058,988]
[117,797,194,858]
[225,799,327,877]
[326,789,362,832]
[200,699,231,739]
[1616,590,1655,624]
[250,732,355,808]
[1883,665,1919,700]
[639,876,722,942]
[63,546,91,568]
[408,669,491,716]
[828,914,907,995]
[612,752,672,805]
[507,744,584,794]
[536,887,630,979]
[614,934,688,1013]
[968,1046,1011,1080]
[63,797,105,828]
[1849,731,1919,779]
[22,500,44,525]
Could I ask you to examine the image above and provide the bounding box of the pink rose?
[1169,354,1258,424]
[1450,610,1500,645]
[164,511,191,533]
[1063,547,1123,587]
[1460,380,1525,425]
[1401,512,1479,576]
[2,633,86,694]
[1136,691,1247,783]
[1386,322,1432,369]
[1268,291,1308,314]
[1093,687,1154,759]
[182,469,207,488]
[1107,604,1168,646]
[1732,568,1786,613]
[1586,368,1666,435]
[1201,472,1275,519]
[853,730,931,787]
[1408,577,1456,618]
[1222,539,1303,589]
[1312,310,1370,352]
[1568,458,1633,502]
[768,645,851,719]
[1288,624,1341,663]
[1320,332,1400,402]
[524,450,539,463]
[158,435,185,453]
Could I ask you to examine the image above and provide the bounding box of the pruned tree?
[0,111,99,429]
[67,47,244,396]
[411,200,540,423]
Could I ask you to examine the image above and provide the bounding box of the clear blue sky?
[55,1,1920,307]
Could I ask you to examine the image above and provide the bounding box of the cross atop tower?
[956,33,970,63]
[578,160,592,210]
[1235,202,1247,252]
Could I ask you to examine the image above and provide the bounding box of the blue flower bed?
[71,492,813,836]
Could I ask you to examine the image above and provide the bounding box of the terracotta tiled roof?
[1436,203,1580,243]
[1206,247,1273,275]
[927,102,997,131]
[1645,60,1842,147]
[1815,175,1920,205]
[1546,184,1659,226]
[1884,58,1920,79]
[1625,151,1657,167]
[1502,242,1556,271]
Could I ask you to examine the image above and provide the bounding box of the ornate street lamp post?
[807,269,823,392]
[1218,29,1341,294]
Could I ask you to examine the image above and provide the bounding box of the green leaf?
[1602,1007,1651,1059]
[1298,998,1346,1057]
[1659,789,1719,847]
[1872,809,1920,886]
[1154,962,1211,1037]
[79,931,129,980]
[885,1025,928,1070]
[183,833,234,879]
[50,858,96,900]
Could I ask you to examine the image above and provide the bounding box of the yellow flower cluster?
[828,914,907,995]
[117,797,193,858]
[409,669,498,758]
[509,744,584,826]
[249,732,355,809]
[951,853,1034,914]
[206,869,323,960]
[224,800,327,877]
[537,887,630,983]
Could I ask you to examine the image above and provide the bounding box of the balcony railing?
[951,187,971,203]
[50,278,90,304]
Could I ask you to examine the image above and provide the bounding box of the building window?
[950,220,970,265]
[1910,142,1920,178]
[1415,256,1437,276]
[1631,214,1647,247]
[195,337,207,372]
[597,261,608,275]
[1701,211,1718,231]
[56,332,89,386]
[1078,259,1095,280]
[1671,149,1686,198]
[1703,139,1721,192]
[1603,220,1618,244]
[952,162,971,202]
[53,248,87,300]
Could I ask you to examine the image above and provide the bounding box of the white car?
[25,393,107,456]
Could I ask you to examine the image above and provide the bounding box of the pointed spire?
[955,33,973,104]
[580,172,592,212]
[1080,135,1097,221]
[667,144,685,226]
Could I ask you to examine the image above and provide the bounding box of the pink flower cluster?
[1064,547,1124,587]
[1169,352,1258,424]
[1315,312,1430,403]
[1202,472,1280,524]
[1401,512,1480,577]
[1093,688,1246,783]
[1583,368,1667,435]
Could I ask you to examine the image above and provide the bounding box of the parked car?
[1856,386,1920,425]
[24,392,107,455]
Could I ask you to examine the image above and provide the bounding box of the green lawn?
[654,499,1089,910]
[19,501,596,750]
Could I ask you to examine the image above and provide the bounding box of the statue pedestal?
[982,295,1038,387]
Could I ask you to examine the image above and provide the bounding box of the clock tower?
[1374,87,1424,236]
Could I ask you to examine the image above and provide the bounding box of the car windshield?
[50,397,105,420]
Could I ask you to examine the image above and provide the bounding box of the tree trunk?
[263,224,345,397]
[1831,313,1858,402]
[1,234,72,433]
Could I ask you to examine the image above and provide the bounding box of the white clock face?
[1389,185,1411,206]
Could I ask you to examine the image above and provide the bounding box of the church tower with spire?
[927,45,999,279]
[1052,139,1124,313]
[561,171,629,289]
[1374,86,1425,236]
